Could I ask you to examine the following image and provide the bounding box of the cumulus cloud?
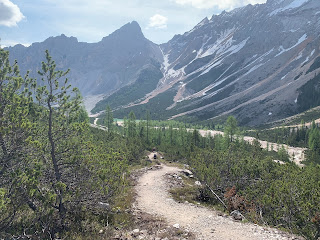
[147,14,168,29]
[0,0,24,27]
[174,0,266,10]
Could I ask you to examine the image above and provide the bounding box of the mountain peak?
[43,34,78,44]
[102,21,144,42]
[119,21,141,32]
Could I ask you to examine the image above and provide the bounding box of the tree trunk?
[47,98,61,183]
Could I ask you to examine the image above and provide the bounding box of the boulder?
[181,169,193,176]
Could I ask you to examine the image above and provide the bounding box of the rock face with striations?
[116,0,319,125]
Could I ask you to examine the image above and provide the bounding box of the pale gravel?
[197,130,306,167]
[135,164,302,240]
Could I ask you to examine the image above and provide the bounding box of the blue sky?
[0,0,267,47]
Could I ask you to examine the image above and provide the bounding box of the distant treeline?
[246,121,320,165]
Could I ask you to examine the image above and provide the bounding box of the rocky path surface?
[135,164,302,240]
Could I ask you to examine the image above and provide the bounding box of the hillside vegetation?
[0,49,144,239]
[99,107,320,239]
[1,47,320,239]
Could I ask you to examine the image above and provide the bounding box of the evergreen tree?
[127,111,136,138]
[224,116,238,142]
[146,110,150,143]
[104,105,114,134]
[35,50,87,233]
[308,127,320,163]
[0,48,36,232]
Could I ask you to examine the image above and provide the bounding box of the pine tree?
[104,105,114,134]
[127,111,136,138]
[224,116,238,142]
[35,50,87,232]
[146,110,150,143]
[0,48,36,231]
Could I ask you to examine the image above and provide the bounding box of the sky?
[0,0,267,47]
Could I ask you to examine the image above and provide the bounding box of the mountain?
[93,0,320,126]
[7,0,320,125]
[6,21,162,100]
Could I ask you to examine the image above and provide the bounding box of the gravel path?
[135,164,301,240]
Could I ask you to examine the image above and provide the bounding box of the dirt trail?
[135,164,300,240]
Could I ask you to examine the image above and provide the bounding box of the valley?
[2,0,320,239]
[92,117,306,166]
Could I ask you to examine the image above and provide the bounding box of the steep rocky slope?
[96,0,320,126]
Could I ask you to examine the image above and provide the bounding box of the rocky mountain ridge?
[6,0,320,125]
[6,21,162,98]
[111,0,320,126]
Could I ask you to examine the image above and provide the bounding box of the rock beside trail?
[173,223,180,229]
[194,181,201,186]
[230,210,245,221]
[180,169,193,176]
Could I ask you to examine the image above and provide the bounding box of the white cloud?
[0,0,24,27]
[147,14,168,29]
[174,0,266,10]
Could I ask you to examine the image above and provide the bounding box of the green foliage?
[307,126,320,164]
[277,145,290,162]
[297,73,320,112]
[127,111,137,138]
[92,67,163,113]
[0,47,38,233]
[245,121,320,164]
[78,106,90,123]
[33,50,89,234]
[0,50,132,239]
[114,112,320,239]
[224,116,239,142]
[104,105,114,134]
[187,139,320,239]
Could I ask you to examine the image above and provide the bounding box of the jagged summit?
[101,21,144,42]
[7,20,161,99]
[43,34,78,43]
